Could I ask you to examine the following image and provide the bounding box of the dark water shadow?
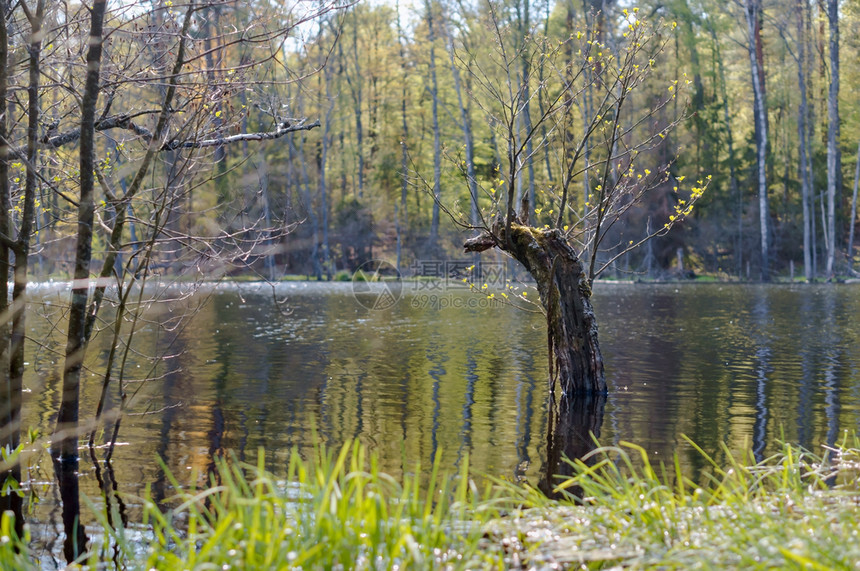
[1,387,25,542]
[0,465,24,545]
[52,456,88,564]
[538,392,606,499]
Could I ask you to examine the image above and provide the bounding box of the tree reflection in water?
[90,445,128,566]
[539,392,606,499]
[52,456,88,563]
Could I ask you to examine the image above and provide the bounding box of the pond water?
[14,281,860,561]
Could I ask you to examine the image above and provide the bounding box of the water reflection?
[53,457,87,563]
[428,341,446,460]
[514,355,538,479]
[539,392,606,498]
[150,331,187,507]
[821,292,841,448]
[751,290,771,462]
[797,292,817,448]
[89,447,127,566]
[10,283,860,545]
[456,349,479,462]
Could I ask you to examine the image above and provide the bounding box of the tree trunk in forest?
[820,192,827,263]
[395,2,410,272]
[202,5,227,188]
[10,0,44,473]
[806,0,818,276]
[745,0,770,281]
[825,0,839,279]
[539,0,553,182]
[55,0,107,462]
[319,47,334,279]
[351,13,365,199]
[0,0,23,540]
[465,222,605,395]
[425,0,442,248]
[442,16,479,227]
[678,0,705,166]
[848,141,860,272]
[295,135,322,280]
[253,154,276,280]
[397,2,409,234]
[708,23,743,278]
[795,0,813,281]
[519,0,535,224]
[580,2,595,246]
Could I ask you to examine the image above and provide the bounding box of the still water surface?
[18,282,860,556]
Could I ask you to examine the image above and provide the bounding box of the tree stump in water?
[465,222,606,396]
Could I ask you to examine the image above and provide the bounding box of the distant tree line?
[259,0,859,281]
[0,0,856,284]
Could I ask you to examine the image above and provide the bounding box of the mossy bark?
[465,223,606,396]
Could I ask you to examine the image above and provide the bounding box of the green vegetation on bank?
[2,436,859,569]
[496,435,860,568]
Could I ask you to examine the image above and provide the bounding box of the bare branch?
[162,118,321,150]
[41,110,159,148]
[40,112,320,152]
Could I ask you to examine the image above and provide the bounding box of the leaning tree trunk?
[466,223,605,395]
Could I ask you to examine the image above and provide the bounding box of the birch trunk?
[847,142,859,272]
[352,13,365,199]
[426,0,442,248]
[396,2,409,272]
[795,0,813,280]
[319,49,333,279]
[825,0,839,278]
[295,134,322,280]
[442,17,479,227]
[745,0,770,281]
[397,2,409,231]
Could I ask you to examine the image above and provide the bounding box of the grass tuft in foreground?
[485,433,860,569]
[33,441,506,570]
[2,435,860,569]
